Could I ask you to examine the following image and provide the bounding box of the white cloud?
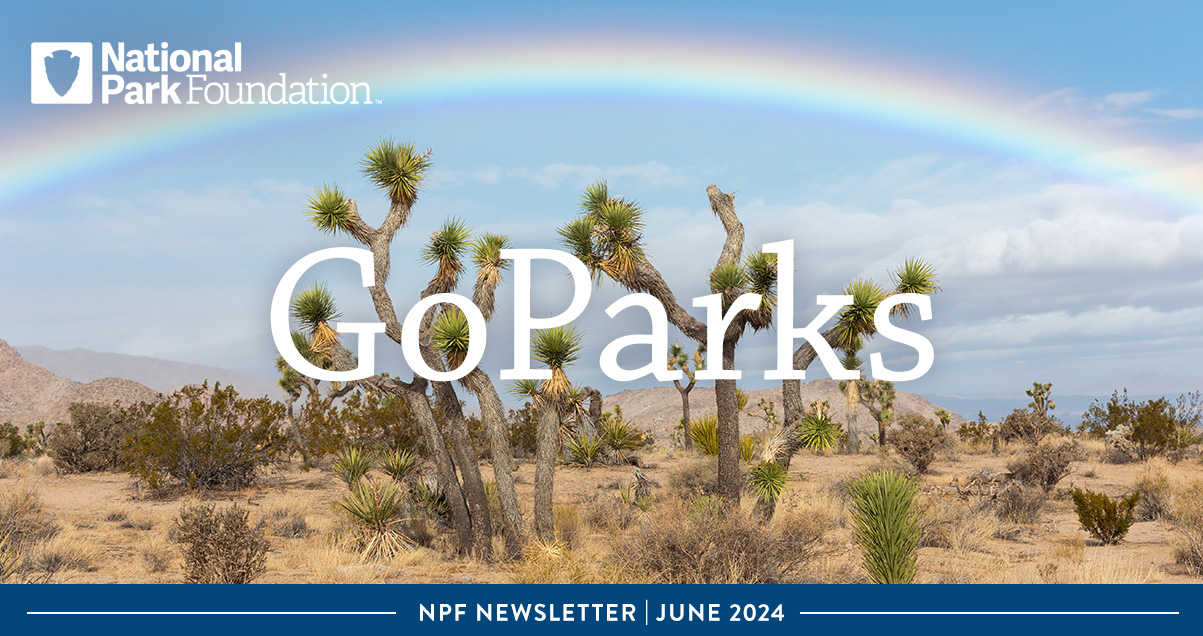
[1145,108,1203,120]
[932,305,1203,346]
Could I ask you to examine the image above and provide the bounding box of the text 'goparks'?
[270,240,935,385]
[98,42,373,105]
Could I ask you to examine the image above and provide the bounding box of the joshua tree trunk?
[429,378,493,556]
[464,368,526,553]
[715,338,742,506]
[675,378,696,449]
[534,406,560,540]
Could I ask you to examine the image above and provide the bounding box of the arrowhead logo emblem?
[44,49,80,97]
[31,42,93,104]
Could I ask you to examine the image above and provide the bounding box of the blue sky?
[3,1,1203,407]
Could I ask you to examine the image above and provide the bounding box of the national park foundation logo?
[31,42,94,104]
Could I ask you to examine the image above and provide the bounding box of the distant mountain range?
[606,380,967,440]
[5,337,1198,432]
[0,339,162,426]
[16,344,280,398]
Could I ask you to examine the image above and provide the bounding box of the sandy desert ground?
[2,436,1201,585]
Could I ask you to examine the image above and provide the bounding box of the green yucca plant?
[739,434,760,462]
[289,282,342,358]
[337,479,414,560]
[565,431,604,467]
[411,474,449,520]
[305,184,352,235]
[799,413,842,453]
[379,448,418,483]
[598,417,641,463]
[431,307,472,369]
[848,469,920,584]
[333,447,374,489]
[689,415,720,456]
[360,138,430,208]
[748,461,789,503]
[0,533,19,583]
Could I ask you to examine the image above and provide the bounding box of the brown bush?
[615,496,824,583]
[666,457,720,499]
[1007,440,1081,492]
[892,413,946,473]
[999,409,1063,443]
[48,402,148,473]
[173,502,268,584]
[995,484,1046,524]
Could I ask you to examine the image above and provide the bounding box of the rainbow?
[2,32,1198,214]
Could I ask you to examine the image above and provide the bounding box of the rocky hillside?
[0,339,161,426]
[606,379,966,440]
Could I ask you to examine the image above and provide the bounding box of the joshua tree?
[839,348,865,454]
[1026,382,1056,418]
[753,266,936,523]
[860,379,897,451]
[779,261,939,434]
[511,324,585,540]
[287,140,524,556]
[667,341,705,449]
[559,182,776,507]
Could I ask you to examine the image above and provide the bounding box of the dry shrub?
[1173,480,1203,576]
[1134,459,1174,521]
[1007,440,1080,492]
[892,413,946,474]
[27,455,56,478]
[615,496,824,583]
[666,457,719,499]
[919,496,994,553]
[261,496,312,538]
[140,536,173,573]
[581,496,638,532]
[995,484,1046,524]
[173,502,268,584]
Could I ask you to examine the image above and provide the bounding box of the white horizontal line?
[28,612,397,616]
[799,612,1178,615]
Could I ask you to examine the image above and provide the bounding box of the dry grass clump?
[614,496,825,583]
[0,486,59,549]
[1172,479,1203,576]
[918,496,995,553]
[305,546,429,583]
[261,495,312,538]
[139,536,173,573]
[1134,458,1174,521]
[27,527,99,575]
[508,538,642,584]
[553,505,584,546]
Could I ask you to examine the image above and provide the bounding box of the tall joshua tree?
[753,265,938,522]
[667,341,705,449]
[290,140,524,556]
[559,182,777,507]
[511,324,584,540]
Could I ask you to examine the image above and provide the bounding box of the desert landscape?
[2,336,1202,585]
